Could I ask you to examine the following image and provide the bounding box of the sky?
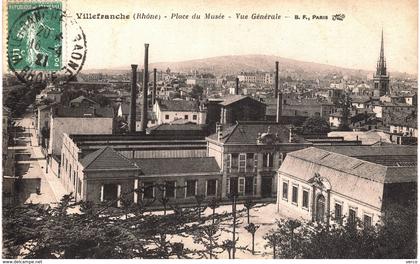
[4,0,418,74]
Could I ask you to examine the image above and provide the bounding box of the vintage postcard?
[2,0,418,261]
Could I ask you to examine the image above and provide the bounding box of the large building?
[60,134,219,204]
[154,100,207,125]
[277,146,417,226]
[206,121,311,200]
[373,30,390,96]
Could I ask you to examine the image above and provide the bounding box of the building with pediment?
[206,121,311,200]
[277,146,417,226]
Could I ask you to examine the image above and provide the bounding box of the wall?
[156,107,206,125]
[210,142,309,199]
[277,155,383,225]
[49,117,113,156]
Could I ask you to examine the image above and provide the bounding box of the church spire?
[376,29,387,76]
[380,28,384,59]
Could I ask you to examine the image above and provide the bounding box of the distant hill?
[82,54,414,79]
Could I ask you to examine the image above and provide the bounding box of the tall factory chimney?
[152,68,157,107]
[235,77,239,95]
[276,92,283,123]
[140,43,149,132]
[275,61,279,98]
[129,64,138,133]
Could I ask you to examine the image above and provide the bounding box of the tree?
[302,116,331,135]
[264,202,417,259]
[2,192,246,259]
[190,85,204,100]
[208,198,220,225]
[245,223,260,255]
[336,93,352,131]
[243,198,255,224]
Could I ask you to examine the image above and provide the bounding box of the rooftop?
[158,100,200,112]
[287,147,417,183]
[218,95,266,107]
[206,121,294,144]
[81,147,139,171]
[133,157,220,175]
[54,105,114,118]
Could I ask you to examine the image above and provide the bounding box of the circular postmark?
[7,5,87,84]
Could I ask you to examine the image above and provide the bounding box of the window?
[229,178,238,195]
[282,181,288,200]
[348,207,357,223]
[77,179,82,195]
[253,153,258,172]
[334,203,343,224]
[279,153,284,167]
[363,214,372,227]
[238,177,245,195]
[263,153,273,168]
[165,181,176,198]
[239,154,246,172]
[206,179,217,196]
[292,185,298,204]
[302,189,309,209]
[165,114,169,120]
[184,115,188,120]
[186,180,197,197]
[246,153,254,170]
[231,153,238,171]
[192,115,197,120]
[143,182,154,199]
[245,177,254,195]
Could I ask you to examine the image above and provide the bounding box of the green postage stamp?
[8,2,63,71]
[7,1,86,84]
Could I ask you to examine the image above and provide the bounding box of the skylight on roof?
[351,161,365,170]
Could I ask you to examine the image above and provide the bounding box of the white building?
[277,146,417,226]
[154,100,206,125]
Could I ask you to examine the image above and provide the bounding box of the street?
[11,112,67,205]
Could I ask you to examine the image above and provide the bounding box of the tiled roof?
[317,145,417,157]
[133,157,220,175]
[350,95,371,104]
[81,147,139,171]
[207,122,291,144]
[286,147,417,183]
[147,123,205,131]
[219,95,266,106]
[70,96,97,105]
[385,167,418,183]
[55,105,114,118]
[158,100,200,112]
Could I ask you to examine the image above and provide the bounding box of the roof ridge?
[223,123,240,143]
[84,147,108,169]
[111,147,139,168]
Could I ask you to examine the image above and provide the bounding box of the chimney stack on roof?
[129,64,138,133]
[275,61,279,98]
[276,92,283,123]
[216,122,222,141]
[152,68,157,107]
[140,44,149,132]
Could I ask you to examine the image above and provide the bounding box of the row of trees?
[3,189,261,259]
[4,183,416,259]
[264,202,417,259]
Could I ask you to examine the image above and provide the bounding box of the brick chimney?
[140,44,149,132]
[276,92,283,123]
[152,68,157,107]
[235,77,239,95]
[275,61,279,98]
[129,64,138,133]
